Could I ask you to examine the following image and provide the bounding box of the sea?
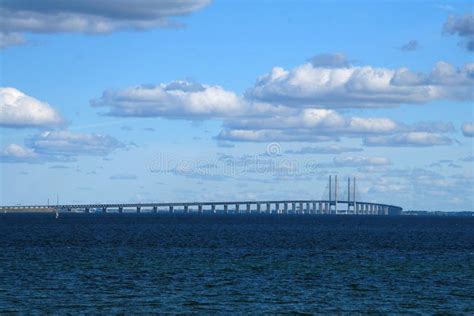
[0,213,473,314]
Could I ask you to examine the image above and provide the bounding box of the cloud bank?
[247,60,474,108]
[0,0,211,48]
[91,57,464,146]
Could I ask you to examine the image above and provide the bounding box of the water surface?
[1,214,473,313]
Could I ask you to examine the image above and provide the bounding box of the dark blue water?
[1,214,473,313]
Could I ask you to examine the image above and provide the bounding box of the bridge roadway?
[0,199,403,215]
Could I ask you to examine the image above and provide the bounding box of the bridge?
[0,176,403,215]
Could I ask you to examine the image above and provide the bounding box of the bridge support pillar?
[305,202,310,214]
[169,206,174,213]
[283,203,288,214]
[235,204,240,213]
[224,204,228,213]
[118,207,123,214]
[246,203,251,213]
[292,203,296,213]
[299,202,303,214]
[266,203,271,213]
[85,207,90,213]
[211,205,216,213]
[257,203,261,213]
[184,205,189,213]
[312,202,316,214]
[102,207,107,213]
[137,206,141,213]
[198,205,203,213]
[67,207,72,212]
[275,203,279,214]
[153,206,158,213]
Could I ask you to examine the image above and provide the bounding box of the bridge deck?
[0,199,403,215]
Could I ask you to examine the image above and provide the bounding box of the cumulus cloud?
[285,145,363,155]
[443,13,474,52]
[91,60,463,145]
[0,87,64,128]
[363,132,453,147]
[0,144,38,163]
[400,40,419,52]
[246,60,474,108]
[218,107,454,144]
[1,130,123,163]
[27,130,124,156]
[92,80,291,120]
[226,109,398,134]
[93,81,247,118]
[461,122,474,137]
[0,0,211,48]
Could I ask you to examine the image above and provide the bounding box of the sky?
[0,0,473,211]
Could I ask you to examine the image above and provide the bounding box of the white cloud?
[92,80,292,120]
[1,130,123,164]
[91,62,462,145]
[0,87,64,128]
[462,122,474,137]
[246,61,474,108]
[0,0,211,48]
[27,130,123,156]
[218,108,453,144]
[226,109,399,134]
[1,143,37,162]
[364,132,453,147]
[93,81,248,119]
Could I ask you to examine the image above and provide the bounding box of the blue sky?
[0,0,473,210]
